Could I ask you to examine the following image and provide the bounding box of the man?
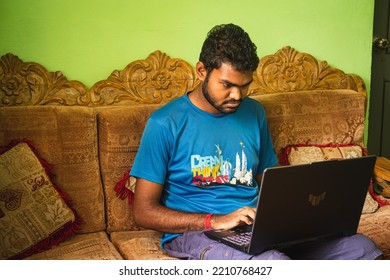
[130,23,382,260]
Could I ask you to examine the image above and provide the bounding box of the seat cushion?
[24,231,123,260]
[110,230,176,260]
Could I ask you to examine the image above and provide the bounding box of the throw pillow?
[0,141,81,259]
[279,143,380,214]
[279,144,365,165]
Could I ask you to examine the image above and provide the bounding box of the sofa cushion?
[250,89,366,158]
[24,231,123,260]
[110,230,176,260]
[97,105,160,232]
[0,106,105,233]
[0,142,80,259]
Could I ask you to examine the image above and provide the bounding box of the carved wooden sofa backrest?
[0,46,366,107]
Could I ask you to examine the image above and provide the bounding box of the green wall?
[0,0,375,138]
[0,0,374,87]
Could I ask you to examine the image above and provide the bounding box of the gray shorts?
[164,230,382,260]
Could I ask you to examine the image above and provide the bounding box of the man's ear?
[196,61,207,81]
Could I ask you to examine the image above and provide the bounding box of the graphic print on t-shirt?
[190,143,253,188]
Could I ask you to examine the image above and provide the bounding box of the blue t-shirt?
[130,94,277,247]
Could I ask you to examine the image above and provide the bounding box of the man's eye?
[223,83,230,88]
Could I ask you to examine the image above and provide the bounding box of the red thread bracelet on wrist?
[205,213,214,229]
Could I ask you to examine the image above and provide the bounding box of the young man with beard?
[130,23,382,260]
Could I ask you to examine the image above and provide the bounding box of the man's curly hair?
[199,23,259,73]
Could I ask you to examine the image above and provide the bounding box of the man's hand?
[210,206,256,230]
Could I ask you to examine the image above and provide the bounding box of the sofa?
[0,46,389,260]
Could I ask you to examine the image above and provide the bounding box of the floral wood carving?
[1,47,366,107]
[0,53,89,106]
[250,46,366,96]
[89,51,199,106]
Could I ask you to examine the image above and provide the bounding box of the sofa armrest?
[373,157,390,198]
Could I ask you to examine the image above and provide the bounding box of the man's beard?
[202,73,241,114]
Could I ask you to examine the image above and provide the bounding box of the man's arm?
[133,178,256,233]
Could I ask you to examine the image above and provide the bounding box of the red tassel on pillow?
[279,145,293,165]
[114,168,135,205]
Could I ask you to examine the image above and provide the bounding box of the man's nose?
[229,87,242,100]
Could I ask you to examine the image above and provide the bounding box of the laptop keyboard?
[222,232,252,246]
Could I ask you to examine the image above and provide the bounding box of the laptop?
[204,155,377,255]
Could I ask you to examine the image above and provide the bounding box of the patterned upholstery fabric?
[0,142,78,259]
[97,105,160,232]
[0,106,106,234]
[282,144,364,165]
[24,231,123,260]
[358,205,390,259]
[110,230,176,260]
[251,89,366,158]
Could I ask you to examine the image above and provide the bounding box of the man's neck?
[187,87,221,115]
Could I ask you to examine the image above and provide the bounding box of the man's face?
[201,63,253,114]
